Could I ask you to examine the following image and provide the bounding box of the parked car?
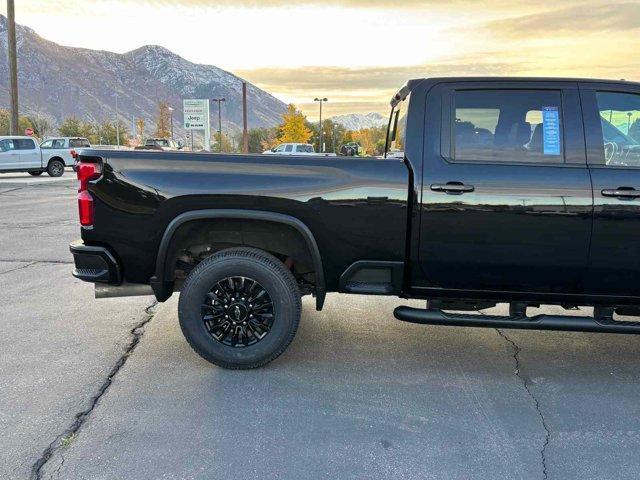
[263,143,335,156]
[0,136,67,177]
[71,77,640,370]
[41,137,91,172]
[135,138,183,151]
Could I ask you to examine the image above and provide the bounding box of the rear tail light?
[76,160,102,227]
[78,190,94,226]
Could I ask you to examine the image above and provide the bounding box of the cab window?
[452,90,564,164]
[41,140,54,149]
[52,139,65,148]
[285,144,293,152]
[595,91,640,167]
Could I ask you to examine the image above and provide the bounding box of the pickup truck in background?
[40,137,91,173]
[71,77,640,369]
[135,138,183,151]
[263,143,335,156]
[0,136,86,177]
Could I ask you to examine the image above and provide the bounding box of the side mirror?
[272,148,277,152]
[177,140,184,149]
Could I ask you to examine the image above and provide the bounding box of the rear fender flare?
[152,209,326,310]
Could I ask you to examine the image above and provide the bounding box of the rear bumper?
[69,240,121,284]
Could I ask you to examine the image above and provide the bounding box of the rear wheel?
[178,247,301,369]
[28,171,43,176]
[47,159,64,177]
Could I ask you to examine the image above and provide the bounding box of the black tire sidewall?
[47,160,64,177]
[178,251,299,367]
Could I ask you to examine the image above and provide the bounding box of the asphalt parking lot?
[2,174,640,480]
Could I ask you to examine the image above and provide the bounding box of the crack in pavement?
[495,329,550,480]
[0,261,38,276]
[30,301,159,480]
[0,259,73,265]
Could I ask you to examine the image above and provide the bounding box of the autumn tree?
[277,104,312,144]
[136,118,146,140]
[154,101,171,138]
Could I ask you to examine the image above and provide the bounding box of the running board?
[393,306,640,334]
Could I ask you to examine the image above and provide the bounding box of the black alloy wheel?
[202,276,275,348]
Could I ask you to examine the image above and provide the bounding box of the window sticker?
[542,106,561,155]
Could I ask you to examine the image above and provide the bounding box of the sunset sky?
[4,0,640,119]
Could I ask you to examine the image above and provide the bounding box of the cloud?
[238,61,521,94]
[488,2,640,37]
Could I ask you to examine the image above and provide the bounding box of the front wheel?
[47,159,65,177]
[178,247,301,369]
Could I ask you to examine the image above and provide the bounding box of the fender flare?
[151,209,326,310]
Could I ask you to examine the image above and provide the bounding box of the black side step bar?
[393,306,640,334]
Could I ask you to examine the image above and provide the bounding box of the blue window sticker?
[542,106,561,155]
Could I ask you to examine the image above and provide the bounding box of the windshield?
[385,92,409,158]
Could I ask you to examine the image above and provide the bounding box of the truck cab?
[389,78,640,303]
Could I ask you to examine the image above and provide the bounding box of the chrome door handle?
[431,183,474,194]
[601,187,640,198]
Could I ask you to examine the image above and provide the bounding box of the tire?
[47,159,65,177]
[178,247,301,369]
[28,171,43,176]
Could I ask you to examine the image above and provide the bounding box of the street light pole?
[212,98,226,152]
[7,0,19,135]
[314,97,328,152]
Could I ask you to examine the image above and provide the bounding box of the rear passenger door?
[15,138,41,168]
[418,81,592,295]
[0,139,20,170]
[580,83,640,296]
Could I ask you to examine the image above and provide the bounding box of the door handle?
[430,182,474,194]
[601,187,640,199]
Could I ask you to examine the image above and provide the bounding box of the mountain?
[0,15,287,135]
[330,112,387,131]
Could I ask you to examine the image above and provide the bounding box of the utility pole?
[212,98,225,152]
[7,0,19,134]
[314,97,328,152]
[242,82,249,153]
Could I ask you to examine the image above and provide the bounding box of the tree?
[58,117,83,137]
[351,126,387,156]
[96,120,130,145]
[277,104,312,144]
[213,131,234,152]
[0,109,33,136]
[247,127,278,153]
[154,101,171,138]
[26,113,53,138]
[136,118,146,140]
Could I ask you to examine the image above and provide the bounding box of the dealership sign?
[183,99,209,130]
[183,99,211,150]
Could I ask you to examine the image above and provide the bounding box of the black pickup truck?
[71,77,640,369]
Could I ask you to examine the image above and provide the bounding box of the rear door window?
[452,90,564,164]
[15,139,36,150]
